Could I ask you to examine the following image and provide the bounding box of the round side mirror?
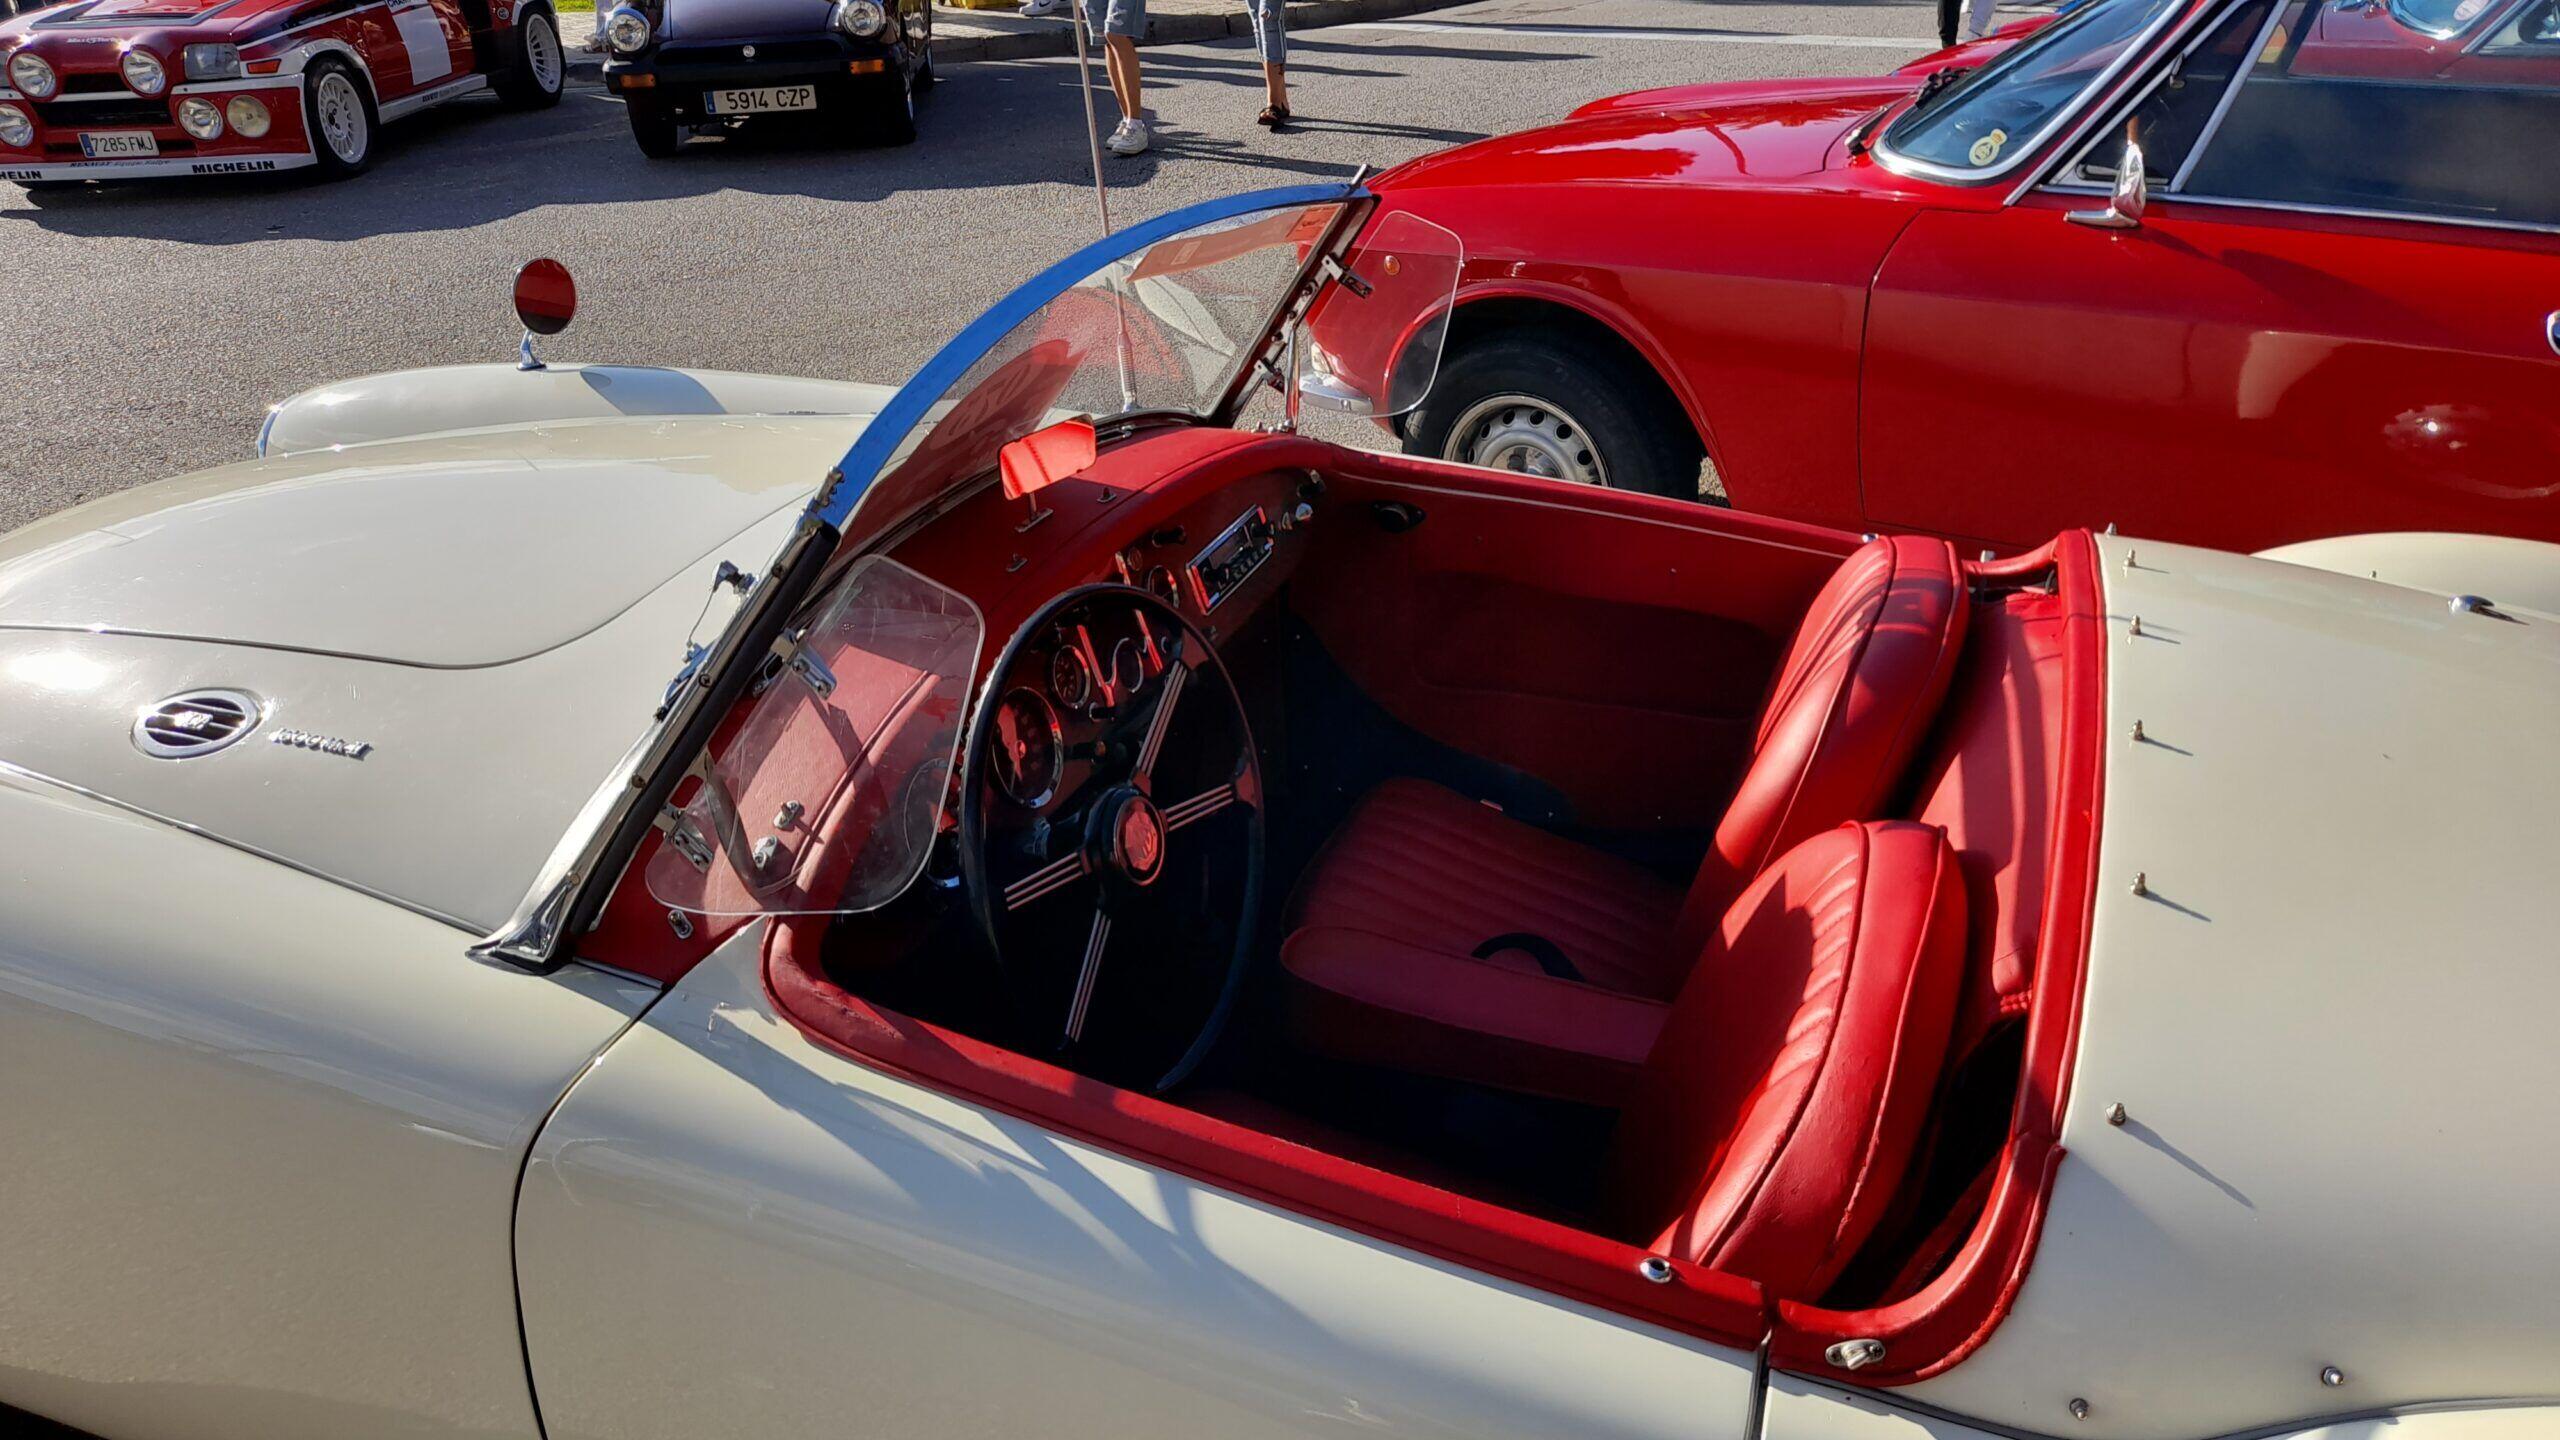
[513,258,577,337]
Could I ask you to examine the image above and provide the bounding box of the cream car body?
[3,189,2555,1440]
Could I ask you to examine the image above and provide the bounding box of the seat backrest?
[1673,536,1969,957]
[1605,820,1966,1301]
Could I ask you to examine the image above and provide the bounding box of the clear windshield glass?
[816,192,1355,553]
[1881,0,2187,175]
[644,556,980,917]
[1299,210,1466,420]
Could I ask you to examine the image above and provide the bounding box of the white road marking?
[1338,19,1933,50]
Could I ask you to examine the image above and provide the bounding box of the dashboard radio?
[1187,506,1275,612]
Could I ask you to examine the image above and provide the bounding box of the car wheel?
[1404,330,1712,502]
[625,97,681,157]
[492,5,567,109]
[304,58,378,180]
[868,70,917,145]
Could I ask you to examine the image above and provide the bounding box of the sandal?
[1257,105,1290,128]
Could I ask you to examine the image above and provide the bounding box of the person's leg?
[1935,0,1959,46]
[1104,35,1140,120]
[1962,0,1995,39]
[1246,0,1287,117]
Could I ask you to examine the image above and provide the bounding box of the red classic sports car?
[1332,0,2560,554]
[0,0,563,183]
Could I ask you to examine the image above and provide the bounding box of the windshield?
[644,556,980,917]
[1881,0,2189,177]
[809,185,1362,554]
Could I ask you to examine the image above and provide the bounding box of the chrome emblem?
[270,728,373,760]
[134,689,262,760]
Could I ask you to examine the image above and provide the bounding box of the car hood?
[662,0,839,45]
[1,0,283,42]
[0,415,862,932]
[1375,76,1918,191]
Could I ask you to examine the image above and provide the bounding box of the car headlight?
[176,95,223,138]
[603,7,654,54]
[0,103,30,150]
[833,0,886,37]
[8,50,58,100]
[225,94,270,137]
[121,47,168,96]
[183,43,244,81]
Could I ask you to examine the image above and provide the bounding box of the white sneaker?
[1106,117,1150,155]
[1017,0,1067,16]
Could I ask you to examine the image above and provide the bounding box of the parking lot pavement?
[0,0,1945,533]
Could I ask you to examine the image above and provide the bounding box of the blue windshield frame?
[805,181,1365,531]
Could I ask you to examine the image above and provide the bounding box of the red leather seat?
[1283,536,1967,1096]
[1603,821,1965,1299]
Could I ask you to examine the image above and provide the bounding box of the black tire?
[303,57,378,180]
[866,70,916,145]
[625,96,681,157]
[491,4,567,109]
[1402,328,1711,502]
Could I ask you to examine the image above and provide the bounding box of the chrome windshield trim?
[2168,0,2289,191]
[1873,0,2201,188]
[474,183,1370,973]
[2005,0,2225,203]
[807,181,1366,531]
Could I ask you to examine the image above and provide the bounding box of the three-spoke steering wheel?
[958,585,1264,1094]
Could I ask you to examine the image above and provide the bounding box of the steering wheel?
[958,585,1264,1094]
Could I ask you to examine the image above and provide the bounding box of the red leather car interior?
[1604,821,1965,1300]
[1672,535,1970,953]
[1282,536,1968,1093]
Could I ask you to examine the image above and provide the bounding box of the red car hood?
[1374,76,1920,191]
[1,0,288,44]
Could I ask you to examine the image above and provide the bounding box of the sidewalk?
[557,0,1470,66]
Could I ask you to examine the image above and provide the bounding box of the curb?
[931,0,1464,63]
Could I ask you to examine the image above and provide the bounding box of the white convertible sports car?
[0,184,2552,1440]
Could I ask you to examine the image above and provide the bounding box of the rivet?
[2131,871,2149,898]
[2105,1102,2127,1126]
[2131,719,2145,743]
[2125,547,2137,568]
[2321,1366,2346,1388]
[1636,1256,1674,1284]
[2130,614,2145,637]
[2069,1398,2091,1421]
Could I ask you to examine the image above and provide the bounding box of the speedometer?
[989,688,1063,809]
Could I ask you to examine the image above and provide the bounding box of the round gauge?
[988,688,1064,809]
[1144,566,1181,608]
[1110,636,1151,702]
[1049,645,1096,713]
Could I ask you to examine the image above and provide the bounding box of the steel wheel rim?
[315,72,366,163]
[1445,392,1608,487]
[525,14,563,91]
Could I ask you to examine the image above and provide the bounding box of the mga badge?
[270,728,374,761]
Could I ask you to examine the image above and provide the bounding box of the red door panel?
[1858,196,2560,552]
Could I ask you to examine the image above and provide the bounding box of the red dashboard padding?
[1288,777,1686,999]
[1608,820,1966,1301]
[1281,927,1674,1108]
[1674,537,1969,957]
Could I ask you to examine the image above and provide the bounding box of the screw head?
[2069,1398,2091,1421]
[2105,1102,2128,1127]
[2322,1366,2346,1388]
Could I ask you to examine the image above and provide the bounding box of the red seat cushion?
[1605,821,1965,1301]
[1280,926,1672,1107]
[1288,777,1685,999]
[1673,536,1969,956]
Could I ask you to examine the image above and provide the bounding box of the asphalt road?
[0,0,1948,532]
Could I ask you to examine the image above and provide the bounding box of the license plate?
[79,131,161,159]
[704,85,817,115]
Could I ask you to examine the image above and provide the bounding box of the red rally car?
[1323,0,2560,555]
[1,0,562,184]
